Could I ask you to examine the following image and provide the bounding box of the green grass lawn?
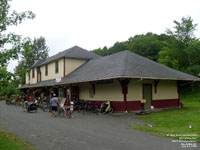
[130,90,200,142]
[0,128,37,150]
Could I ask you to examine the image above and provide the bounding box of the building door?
[143,84,152,109]
[72,86,79,99]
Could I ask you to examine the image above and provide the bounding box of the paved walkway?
[0,101,198,150]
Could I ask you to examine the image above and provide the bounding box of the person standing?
[50,94,58,117]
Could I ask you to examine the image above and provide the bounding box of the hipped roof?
[20,49,200,89]
[31,46,101,68]
[61,50,200,83]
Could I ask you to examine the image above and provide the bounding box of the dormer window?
[55,61,59,73]
[45,64,48,76]
[32,68,35,78]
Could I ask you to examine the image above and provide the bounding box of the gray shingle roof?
[61,50,200,83]
[31,46,101,68]
[19,50,200,89]
[19,79,57,89]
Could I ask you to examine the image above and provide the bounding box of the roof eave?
[18,75,200,89]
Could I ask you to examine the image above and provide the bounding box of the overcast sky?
[7,0,200,72]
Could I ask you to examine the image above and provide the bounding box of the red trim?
[152,99,179,108]
[177,81,180,107]
[37,72,38,83]
[63,58,66,77]
[86,100,127,111]
[123,88,127,110]
[85,100,141,111]
[84,99,179,111]
[126,101,141,111]
[118,79,130,111]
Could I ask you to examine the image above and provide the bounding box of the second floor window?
[32,68,35,78]
[45,64,48,76]
[55,61,59,73]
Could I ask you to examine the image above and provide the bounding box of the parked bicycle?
[100,101,113,114]
[84,101,99,114]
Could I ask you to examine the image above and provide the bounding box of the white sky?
[7,0,200,72]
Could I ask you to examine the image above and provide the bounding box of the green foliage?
[158,38,184,70]
[109,42,128,54]
[180,83,200,102]
[0,0,35,98]
[127,33,168,61]
[14,37,49,85]
[14,60,26,85]
[21,37,49,68]
[92,16,200,77]
[0,68,12,96]
[0,0,35,67]
[93,32,171,62]
[157,47,179,69]
[0,67,19,98]
[159,16,200,76]
[93,46,109,56]
[166,16,197,45]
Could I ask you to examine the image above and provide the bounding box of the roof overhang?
[18,75,200,90]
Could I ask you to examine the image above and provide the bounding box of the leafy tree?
[127,33,167,61]
[0,0,35,67]
[93,32,170,62]
[15,37,49,85]
[109,42,128,55]
[0,0,35,97]
[158,16,200,76]
[166,16,197,45]
[21,37,49,68]
[93,46,110,56]
[166,16,197,69]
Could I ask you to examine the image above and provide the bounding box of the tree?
[166,16,197,45]
[15,37,49,85]
[158,16,200,76]
[93,47,109,56]
[165,16,197,69]
[21,37,49,68]
[92,32,170,62]
[0,0,35,67]
[0,0,35,97]
[127,33,167,61]
[109,42,128,55]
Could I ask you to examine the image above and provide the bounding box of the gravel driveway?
[0,101,198,150]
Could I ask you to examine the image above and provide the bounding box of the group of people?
[23,92,74,118]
